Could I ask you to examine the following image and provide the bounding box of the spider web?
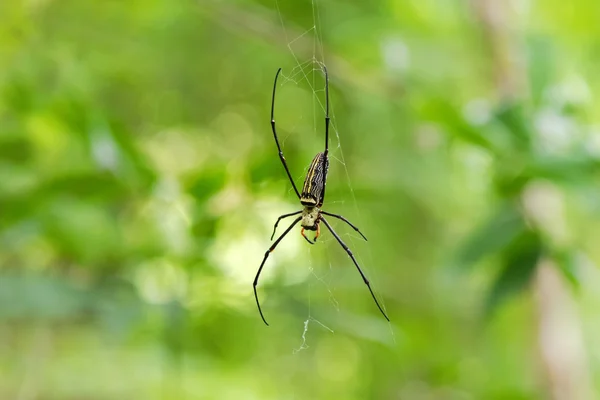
[273,0,393,352]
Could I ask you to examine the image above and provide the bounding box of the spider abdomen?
[300,152,329,207]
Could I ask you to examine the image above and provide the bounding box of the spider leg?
[323,65,330,157]
[321,211,367,241]
[254,216,302,326]
[271,68,301,199]
[320,65,330,205]
[271,211,302,240]
[301,228,315,245]
[321,216,390,321]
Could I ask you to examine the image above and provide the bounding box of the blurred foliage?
[1,0,600,399]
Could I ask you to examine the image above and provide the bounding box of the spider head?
[301,206,320,230]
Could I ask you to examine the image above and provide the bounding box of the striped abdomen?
[300,152,329,207]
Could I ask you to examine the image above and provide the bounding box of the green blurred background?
[2,0,600,399]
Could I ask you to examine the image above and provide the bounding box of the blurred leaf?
[422,98,496,152]
[526,36,556,106]
[43,171,126,200]
[492,155,531,197]
[93,278,145,338]
[0,192,37,230]
[2,76,34,114]
[0,172,127,231]
[493,102,532,150]
[485,230,543,316]
[186,166,226,203]
[162,300,188,359]
[527,153,600,186]
[41,196,123,264]
[0,274,89,320]
[0,135,32,163]
[454,202,524,269]
[0,272,145,336]
[552,249,581,288]
[105,119,157,188]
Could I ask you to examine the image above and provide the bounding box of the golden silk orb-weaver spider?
[253,66,390,326]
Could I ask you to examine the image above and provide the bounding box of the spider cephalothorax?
[300,206,321,243]
[253,66,389,326]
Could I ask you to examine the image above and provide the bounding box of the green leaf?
[527,154,600,186]
[421,98,496,152]
[185,166,226,203]
[485,230,543,316]
[526,36,556,106]
[493,102,533,150]
[0,274,90,320]
[454,202,525,269]
[552,249,581,288]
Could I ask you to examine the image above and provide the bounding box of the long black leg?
[321,217,389,321]
[254,216,302,326]
[270,210,302,240]
[320,65,331,204]
[271,68,301,198]
[321,211,367,241]
[323,65,330,157]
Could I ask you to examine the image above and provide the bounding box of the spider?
[253,66,390,325]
